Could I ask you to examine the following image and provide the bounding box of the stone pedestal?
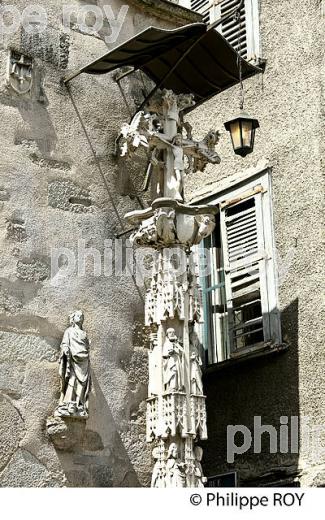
[46,416,87,452]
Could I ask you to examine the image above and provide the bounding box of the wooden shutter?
[189,1,260,62]
[200,226,229,365]
[190,0,249,59]
[191,0,211,23]
[220,189,271,353]
[217,0,248,59]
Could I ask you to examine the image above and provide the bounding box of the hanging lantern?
[224,111,260,157]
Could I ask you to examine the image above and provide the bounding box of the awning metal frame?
[64,0,264,115]
[136,0,247,113]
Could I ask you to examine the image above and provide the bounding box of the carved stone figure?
[193,446,207,487]
[118,98,221,201]
[190,130,221,173]
[190,351,204,396]
[165,443,186,487]
[152,128,221,192]
[130,215,158,246]
[156,208,176,244]
[120,110,150,157]
[147,89,194,119]
[152,132,185,201]
[193,215,216,244]
[55,310,91,419]
[170,133,186,201]
[163,328,184,392]
[151,447,166,488]
[131,208,178,247]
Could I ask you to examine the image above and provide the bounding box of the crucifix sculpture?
[119,88,220,487]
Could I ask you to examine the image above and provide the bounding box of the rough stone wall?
[0,0,196,487]
[185,0,324,486]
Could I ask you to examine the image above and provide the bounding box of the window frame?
[197,167,282,366]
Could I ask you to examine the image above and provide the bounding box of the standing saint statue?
[193,446,207,487]
[190,351,204,396]
[55,310,91,419]
[165,443,186,488]
[151,447,166,488]
[163,328,184,392]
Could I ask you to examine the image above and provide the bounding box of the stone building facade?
[183,0,325,487]
[0,0,199,487]
[0,0,324,487]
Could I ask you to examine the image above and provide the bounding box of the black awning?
[66,23,262,110]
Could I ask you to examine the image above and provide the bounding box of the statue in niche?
[165,443,186,488]
[162,328,184,392]
[55,310,91,419]
[190,351,204,396]
[151,447,166,488]
[193,446,207,487]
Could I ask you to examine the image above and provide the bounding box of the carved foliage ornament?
[130,208,216,248]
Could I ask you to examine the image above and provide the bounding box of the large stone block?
[0,395,25,472]
[21,29,70,69]
[0,362,25,398]
[46,416,87,452]
[0,449,51,487]
[0,332,58,364]
[16,258,50,282]
[48,180,93,213]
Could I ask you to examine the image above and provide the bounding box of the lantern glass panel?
[230,121,242,151]
[241,120,253,148]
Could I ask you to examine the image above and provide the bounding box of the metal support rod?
[115,227,135,238]
[113,67,135,83]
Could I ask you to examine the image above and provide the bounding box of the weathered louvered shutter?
[220,187,272,354]
[216,0,248,59]
[208,0,261,63]
[191,0,211,23]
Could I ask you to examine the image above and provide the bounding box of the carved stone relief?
[119,89,221,202]
[7,50,33,95]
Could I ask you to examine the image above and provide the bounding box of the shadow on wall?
[0,74,58,156]
[202,299,300,487]
[53,376,141,487]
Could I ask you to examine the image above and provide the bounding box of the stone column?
[120,89,219,487]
